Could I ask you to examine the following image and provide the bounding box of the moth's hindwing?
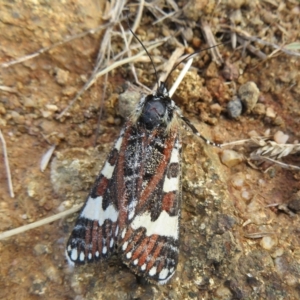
[65,128,125,264]
[118,125,182,284]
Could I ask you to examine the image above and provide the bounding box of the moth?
[65,79,219,284]
[65,21,222,283]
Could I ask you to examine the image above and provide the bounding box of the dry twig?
[221,25,300,58]
[222,135,300,171]
[0,130,14,198]
[200,19,224,65]
[0,23,115,68]
[56,40,167,119]
[0,205,82,240]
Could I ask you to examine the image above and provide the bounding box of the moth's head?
[132,82,176,130]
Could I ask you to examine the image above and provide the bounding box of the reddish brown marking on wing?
[157,257,165,274]
[146,240,164,271]
[116,123,132,226]
[138,235,159,266]
[85,220,92,257]
[91,220,98,256]
[96,176,109,196]
[131,234,149,261]
[97,230,103,255]
[124,230,144,254]
[161,192,177,213]
[135,130,177,213]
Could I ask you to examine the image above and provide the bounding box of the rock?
[238,81,260,113]
[220,149,244,167]
[227,96,242,118]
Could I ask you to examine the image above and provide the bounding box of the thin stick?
[127,0,144,46]
[0,85,18,93]
[0,130,14,198]
[94,72,109,146]
[0,23,113,68]
[157,47,185,87]
[0,205,82,240]
[220,25,300,57]
[251,154,300,171]
[169,58,193,97]
[56,40,166,119]
[200,19,224,65]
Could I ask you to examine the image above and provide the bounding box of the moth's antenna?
[164,41,229,87]
[126,14,160,91]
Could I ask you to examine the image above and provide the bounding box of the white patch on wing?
[149,266,157,276]
[170,140,180,163]
[122,241,128,251]
[110,239,114,248]
[70,248,78,261]
[128,199,138,220]
[163,176,179,193]
[80,196,118,225]
[114,135,123,151]
[101,161,115,179]
[121,228,126,239]
[65,250,75,266]
[159,268,169,280]
[158,271,175,285]
[79,252,85,261]
[131,211,179,239]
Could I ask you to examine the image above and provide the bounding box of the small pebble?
[264,128,271,136]
[248,130,259,137]
[62,86,77,96]
[11,111,25,124]
[260,236,277,250]
[221,61,239,81]
[45,104,58,112]
[182,27,193,42]
[210,103,222,116]
[271,247,284,258]
[23,98,37,108]
[252,103,266,115]
[192,37,201,48]
[227,96,242,118]
[238,81,260,113]
[288,191,300,212]
[266,106,276,118]
[258,179,266,187]
[273,116,284,126]
[0,104,5,115]
[55,68,69,85]
[118,89,140,119]
[30,278,47,295]
[220,149,244,167]
[34,243,50,255]
[241,189,253,201]
[45,265,62,284]
[231,173,245,190]
[274,131,289,144]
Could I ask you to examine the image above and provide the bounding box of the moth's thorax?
[135,92,175,130]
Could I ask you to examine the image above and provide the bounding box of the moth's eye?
[139,98,166,129]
